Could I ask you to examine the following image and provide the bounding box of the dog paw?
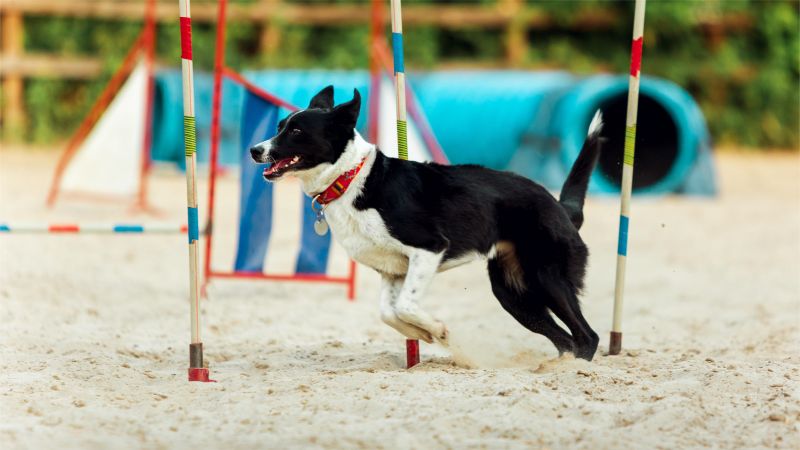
[407,327,434,344]
[431,322,449,346]
[385,319,434,343]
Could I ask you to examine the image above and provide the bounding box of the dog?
[249,86,603,360]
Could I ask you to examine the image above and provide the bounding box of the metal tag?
[310,195,328,236]
[314,217,329,236]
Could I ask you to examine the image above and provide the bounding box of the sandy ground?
[1,149,798,449]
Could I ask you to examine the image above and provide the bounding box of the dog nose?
[249,146,263,160]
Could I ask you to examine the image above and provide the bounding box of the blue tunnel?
[151,70,716,196]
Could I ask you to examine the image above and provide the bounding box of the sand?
[1,149,798,449]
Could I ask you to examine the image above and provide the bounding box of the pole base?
[188,367,215,382]
[609,331,622,355]
[188,342,215,382]
[406,339,420,368]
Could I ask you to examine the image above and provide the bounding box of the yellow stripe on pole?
[623,125,636,166]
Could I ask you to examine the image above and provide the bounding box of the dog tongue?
[263,158,292,176]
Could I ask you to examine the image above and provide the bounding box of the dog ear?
[309,85,334,110]
[331,89,361,128]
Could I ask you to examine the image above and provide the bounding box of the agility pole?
[0,223,188,234]
[389,0,420,369]
[610,0,646,356]
[178,0,211,382]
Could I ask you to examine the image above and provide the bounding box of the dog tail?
[559,110,604,230]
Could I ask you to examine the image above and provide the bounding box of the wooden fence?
[0,0,751,133]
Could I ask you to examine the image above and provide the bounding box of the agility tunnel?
[151,70,717,196]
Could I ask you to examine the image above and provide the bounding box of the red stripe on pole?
[629,36,643,77]
[49,225,79,233]
[180,17,193,60]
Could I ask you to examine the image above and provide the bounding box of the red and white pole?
[609,0,646,356]
[178,0,212,382]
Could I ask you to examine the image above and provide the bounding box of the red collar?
[313,158,367,206]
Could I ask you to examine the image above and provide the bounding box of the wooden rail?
[0,0,753,135]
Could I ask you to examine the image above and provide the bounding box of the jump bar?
[0,223,190,234]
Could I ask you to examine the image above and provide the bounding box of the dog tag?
[311,195,329,236]
[313,206,328,236]
[314,217,329,236]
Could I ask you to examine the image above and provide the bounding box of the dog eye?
[291,128,302,136]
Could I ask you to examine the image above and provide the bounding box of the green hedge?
[16,0,800,149]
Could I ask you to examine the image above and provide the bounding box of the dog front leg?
[393,250,449,344]
[379,274,435,343]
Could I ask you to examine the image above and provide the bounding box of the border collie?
[250,86,603,360]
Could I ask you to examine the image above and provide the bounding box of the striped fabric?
[234,91,335,276]
[611,0,647,354]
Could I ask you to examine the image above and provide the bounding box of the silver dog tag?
[311,195,329,236]
[314,216,329,236]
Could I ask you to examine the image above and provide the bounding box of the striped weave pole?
[0,223,188,234]
[390,0,409,162]
[178,0,211,382]
[389,0,418,369]
[609,0,646,356]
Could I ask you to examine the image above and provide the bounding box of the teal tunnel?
[151,70,716,196]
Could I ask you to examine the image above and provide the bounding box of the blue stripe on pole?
[392,32,405,73]
[617,215,629,256]
[113,225,145,233]
[187,207,199,243]
[0,224,8,232]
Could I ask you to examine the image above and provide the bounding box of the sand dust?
[1,149,798,449]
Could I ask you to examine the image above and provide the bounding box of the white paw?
[431,321,449,346]
[382,312,434,343]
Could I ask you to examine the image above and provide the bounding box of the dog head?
[249,85,361,181]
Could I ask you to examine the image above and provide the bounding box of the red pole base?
[188,367,216,382]
[406,339,420,368]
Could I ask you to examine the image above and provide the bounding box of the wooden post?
[259,0,282,59]
[501,0,525,67]
[1,9,25,137]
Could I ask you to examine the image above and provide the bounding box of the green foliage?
[17,0,800,149]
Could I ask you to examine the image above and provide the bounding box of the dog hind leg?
[488,258,575,355]
[535,268,599,360]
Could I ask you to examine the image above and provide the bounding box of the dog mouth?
[263,155,302,180]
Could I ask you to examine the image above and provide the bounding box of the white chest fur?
[293,131,484,276]
[324,200,411,276]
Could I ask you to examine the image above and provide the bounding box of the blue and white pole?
[610,0,646,356]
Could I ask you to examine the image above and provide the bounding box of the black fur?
[559,131,604,230]
[355,151,599,359]
[252,86,360,180]
[252,87,602,360]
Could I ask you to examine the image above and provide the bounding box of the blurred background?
[1,0,797,151]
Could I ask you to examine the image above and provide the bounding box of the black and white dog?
[250,86,603,360]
